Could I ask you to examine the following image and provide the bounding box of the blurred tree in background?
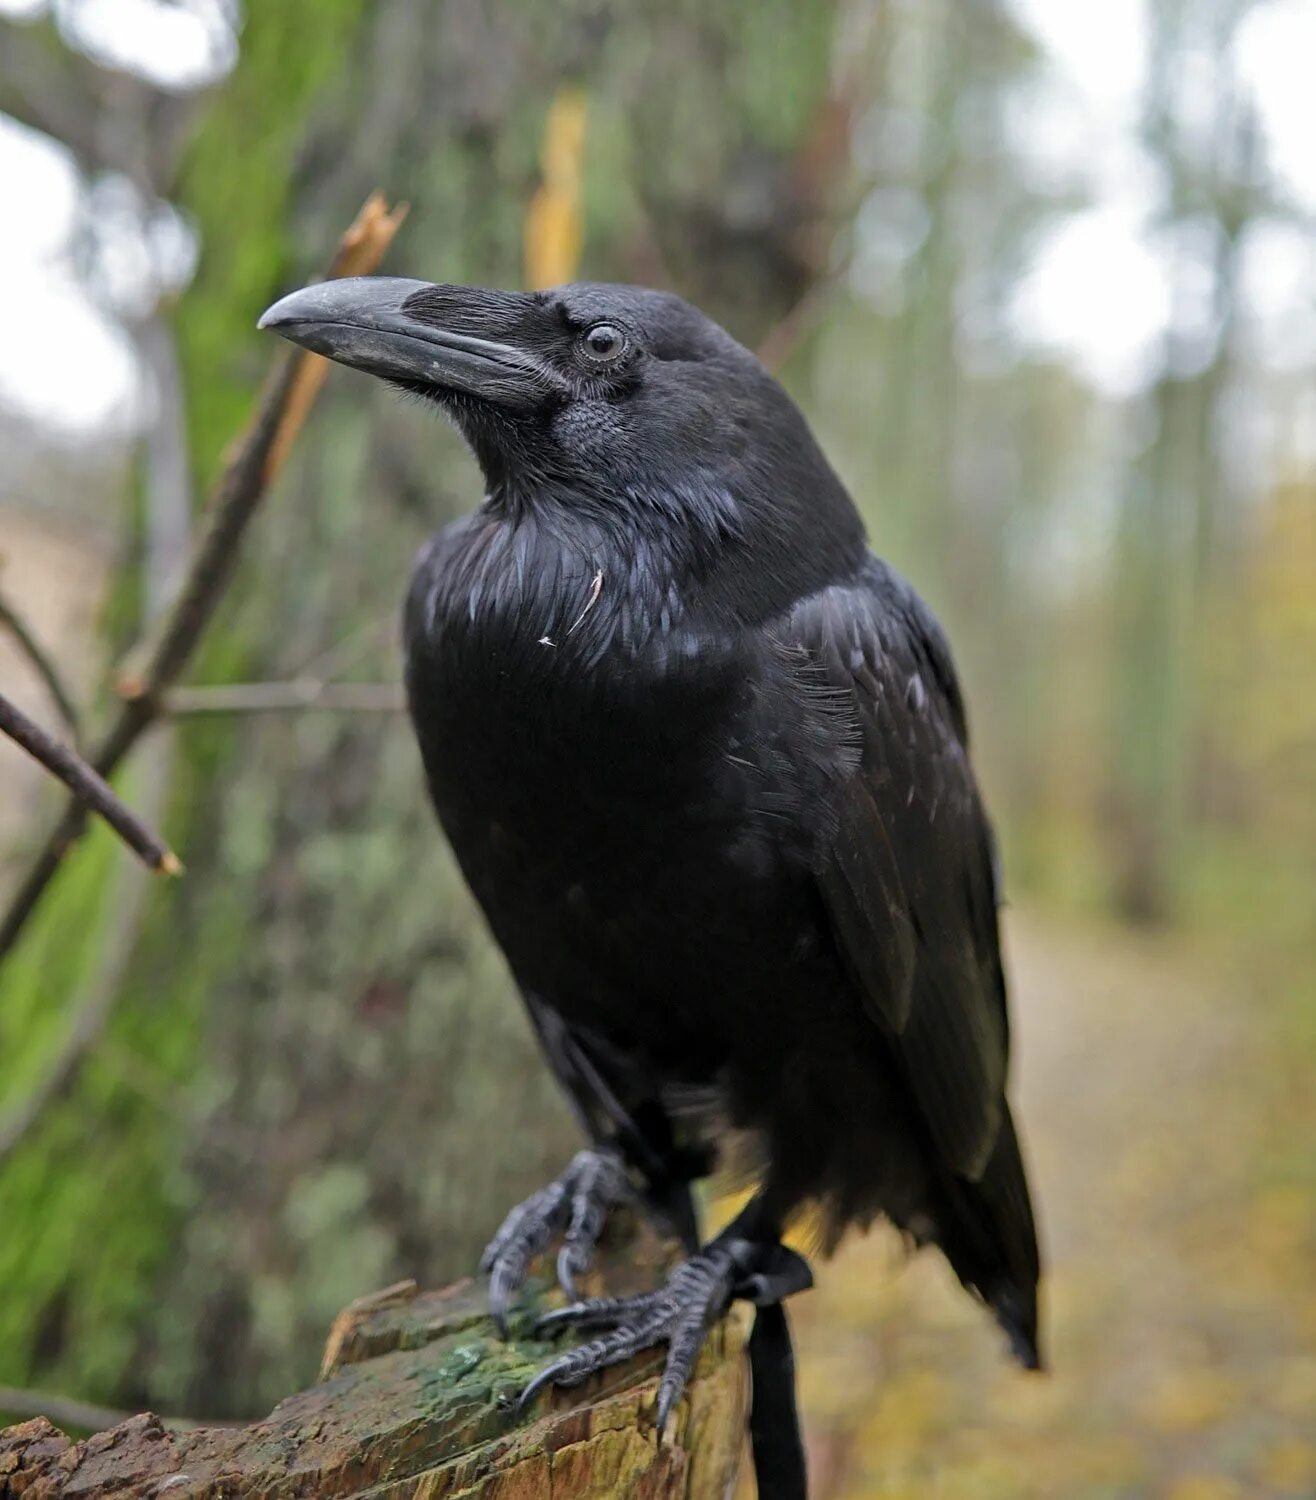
[0,0,1312,1463]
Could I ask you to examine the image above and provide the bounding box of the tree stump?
[0,1234,749,1498]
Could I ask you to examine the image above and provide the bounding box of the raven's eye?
[580,323,627,362]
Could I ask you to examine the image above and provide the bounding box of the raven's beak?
[258,276,567,406]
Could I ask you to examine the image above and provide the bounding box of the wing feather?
[787,557,1009,1180]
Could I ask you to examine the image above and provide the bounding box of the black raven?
[260,277,1042,1477]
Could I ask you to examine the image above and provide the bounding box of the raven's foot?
[481,1145,632,1333]
[523,1236,812,1432]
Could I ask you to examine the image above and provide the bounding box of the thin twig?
[0,1384,228,1434]
[0,690,180,875]
[0,589,82,744]
[166,681,406,715]
[0,192,408,969]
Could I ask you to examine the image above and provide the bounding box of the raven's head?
[263,277,855,528]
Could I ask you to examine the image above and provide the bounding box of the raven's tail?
[935,1102,1043,1369]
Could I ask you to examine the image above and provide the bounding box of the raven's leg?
[480,1144,633,1332]
[522,1200,813,1433]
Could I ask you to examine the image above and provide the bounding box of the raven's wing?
[781,555,1009,1181]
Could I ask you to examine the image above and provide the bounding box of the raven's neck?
[480,468,866,634]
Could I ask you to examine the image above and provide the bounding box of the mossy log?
[0,1236,749,1498]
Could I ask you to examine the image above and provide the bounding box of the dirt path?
[786,907,1316,1500]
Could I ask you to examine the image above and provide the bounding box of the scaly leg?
[522,1218,812,1432]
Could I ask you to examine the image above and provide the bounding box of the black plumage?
[260,276,1042,1473]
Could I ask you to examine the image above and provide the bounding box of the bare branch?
[166,681,406,715]
[0,690,179,875]
[0,193,408,969]
[0,589,82,744]
[0,1385,226,1434]
[0,1386,155,1436]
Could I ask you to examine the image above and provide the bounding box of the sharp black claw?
[488,1264,518,1338]
[517,1360,563,1416]
[655,1386,676,1436]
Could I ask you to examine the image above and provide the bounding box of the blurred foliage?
[0,0,1312,1477]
